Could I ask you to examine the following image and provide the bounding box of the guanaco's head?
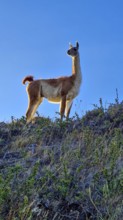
[67,42,79,57]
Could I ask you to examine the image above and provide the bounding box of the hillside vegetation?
[0,100,123,220]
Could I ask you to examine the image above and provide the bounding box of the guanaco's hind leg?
[26,97,43,123]
[60,96,66,120]
[25,81,43,123]
[65,100,73,118]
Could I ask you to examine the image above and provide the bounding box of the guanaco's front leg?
[60,96,66,120]
[65,100,73,119]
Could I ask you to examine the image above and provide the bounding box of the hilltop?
[0,100,123,220]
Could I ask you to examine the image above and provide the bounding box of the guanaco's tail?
[22,75,34,85]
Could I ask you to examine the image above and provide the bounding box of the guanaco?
[22,42,82,122]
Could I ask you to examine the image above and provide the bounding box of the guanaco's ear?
[76,42,79,49]
[69,43,73,49]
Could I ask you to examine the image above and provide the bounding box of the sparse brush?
[1,102,123,219]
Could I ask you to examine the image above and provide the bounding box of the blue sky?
[0,0,123,121]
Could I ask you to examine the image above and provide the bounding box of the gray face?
[67,46,78,57]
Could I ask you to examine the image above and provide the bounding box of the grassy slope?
[0,101,123,220]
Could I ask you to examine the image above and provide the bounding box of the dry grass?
[0,102,123,219]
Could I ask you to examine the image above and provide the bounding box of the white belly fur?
[41,80,80,103]
[42,82,62,102]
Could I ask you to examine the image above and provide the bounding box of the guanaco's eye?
[74,48,77,51]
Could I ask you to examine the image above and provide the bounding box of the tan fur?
[23,42,82,122]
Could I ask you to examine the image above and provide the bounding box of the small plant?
[115,88,119,104]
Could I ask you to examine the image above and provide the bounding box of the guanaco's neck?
[72,53,82,82]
